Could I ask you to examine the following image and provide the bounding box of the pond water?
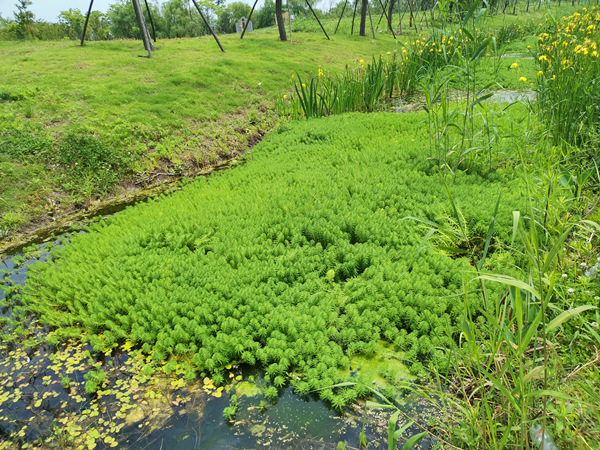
[388,89,536,116]
[1,243,437,449]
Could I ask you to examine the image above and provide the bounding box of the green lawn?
[0,29,400,240]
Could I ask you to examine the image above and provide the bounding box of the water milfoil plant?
[14,113,526,408]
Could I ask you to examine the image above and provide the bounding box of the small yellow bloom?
[510,62,519,69]
[283,94,288,99]
[359,59,365,63]
[302,83,306,87]
[519,77,527,82]
[386,51,391,55]
[537,70,543,76]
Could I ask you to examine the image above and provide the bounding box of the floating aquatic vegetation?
[15,112,525,408]
[0,326,212,449]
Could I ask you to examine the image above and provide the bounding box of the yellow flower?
[539,55,548,62]
[510,62,519,69]
[359,59,364,63]
[302,83,306,87]
[283,94,288,99]
[519,77,527,82]
[386,51,391,55]
[537,70,543,76]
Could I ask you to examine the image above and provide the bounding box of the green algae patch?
[236,381,262,399]
[16,112,526,406]
[348,342,413,390]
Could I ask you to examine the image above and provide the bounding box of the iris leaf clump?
[19,112,525,403]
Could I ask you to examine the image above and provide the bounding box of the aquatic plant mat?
[3,112,525,446]
[16,111,524,387]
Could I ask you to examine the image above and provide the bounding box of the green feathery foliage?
[18,112,525,404]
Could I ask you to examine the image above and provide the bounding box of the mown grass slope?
[0,30,397,238]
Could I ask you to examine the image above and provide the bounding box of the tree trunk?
[131,0,155,56]
[275,0,287,41]
[359,0,368,36]
[387,0,395,31]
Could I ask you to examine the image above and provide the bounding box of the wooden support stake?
[132,0,154,57]
[367,2,375,39]
[144,0,157,42]
[81,0,94,46]
[351,0,359,34]
[377,0,388,26]
[241,0,259,39]
[304,0,330,40]
[288,0,293,43]
[191,0,225,52]
[334,0,348,34]
[376,0,396,38]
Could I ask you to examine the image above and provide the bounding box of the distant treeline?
[0,0,320,41]
[2,0,587,41]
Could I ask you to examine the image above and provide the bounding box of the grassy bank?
[0,29,395,242]
[0,5,577,245]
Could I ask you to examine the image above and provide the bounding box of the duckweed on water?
[16,113,525,406]
[0,326,216,449]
